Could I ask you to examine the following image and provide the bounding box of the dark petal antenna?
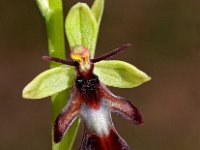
[91,43,132,63]
[42,56,76,66]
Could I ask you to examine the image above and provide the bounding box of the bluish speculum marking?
[81,100,111,135]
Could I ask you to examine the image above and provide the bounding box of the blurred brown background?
[0,0,200,149]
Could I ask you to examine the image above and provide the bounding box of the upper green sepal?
[94,60,151,88]
[65,3,98,58]
[23,65,75,99]
[91,0,104,26]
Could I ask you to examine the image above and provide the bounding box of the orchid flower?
[43,44,144,149]
[23,0,151,149]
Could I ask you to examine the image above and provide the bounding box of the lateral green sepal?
[94,60,151,88]
[23,65,75,99]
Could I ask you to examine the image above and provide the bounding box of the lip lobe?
[80,129,130,150]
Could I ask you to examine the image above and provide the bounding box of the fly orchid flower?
[42,44,143,149]
[23,1,151,149]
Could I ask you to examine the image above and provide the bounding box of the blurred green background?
[0,0,200,149]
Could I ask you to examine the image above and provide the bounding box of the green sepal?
[23,65,75,99]
[65,3,98,58]
[92,0,104,25]
[94,60,151,88]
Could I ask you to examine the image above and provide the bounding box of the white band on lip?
[81,100,111,135]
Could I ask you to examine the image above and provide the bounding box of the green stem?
[36,0,80,150]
